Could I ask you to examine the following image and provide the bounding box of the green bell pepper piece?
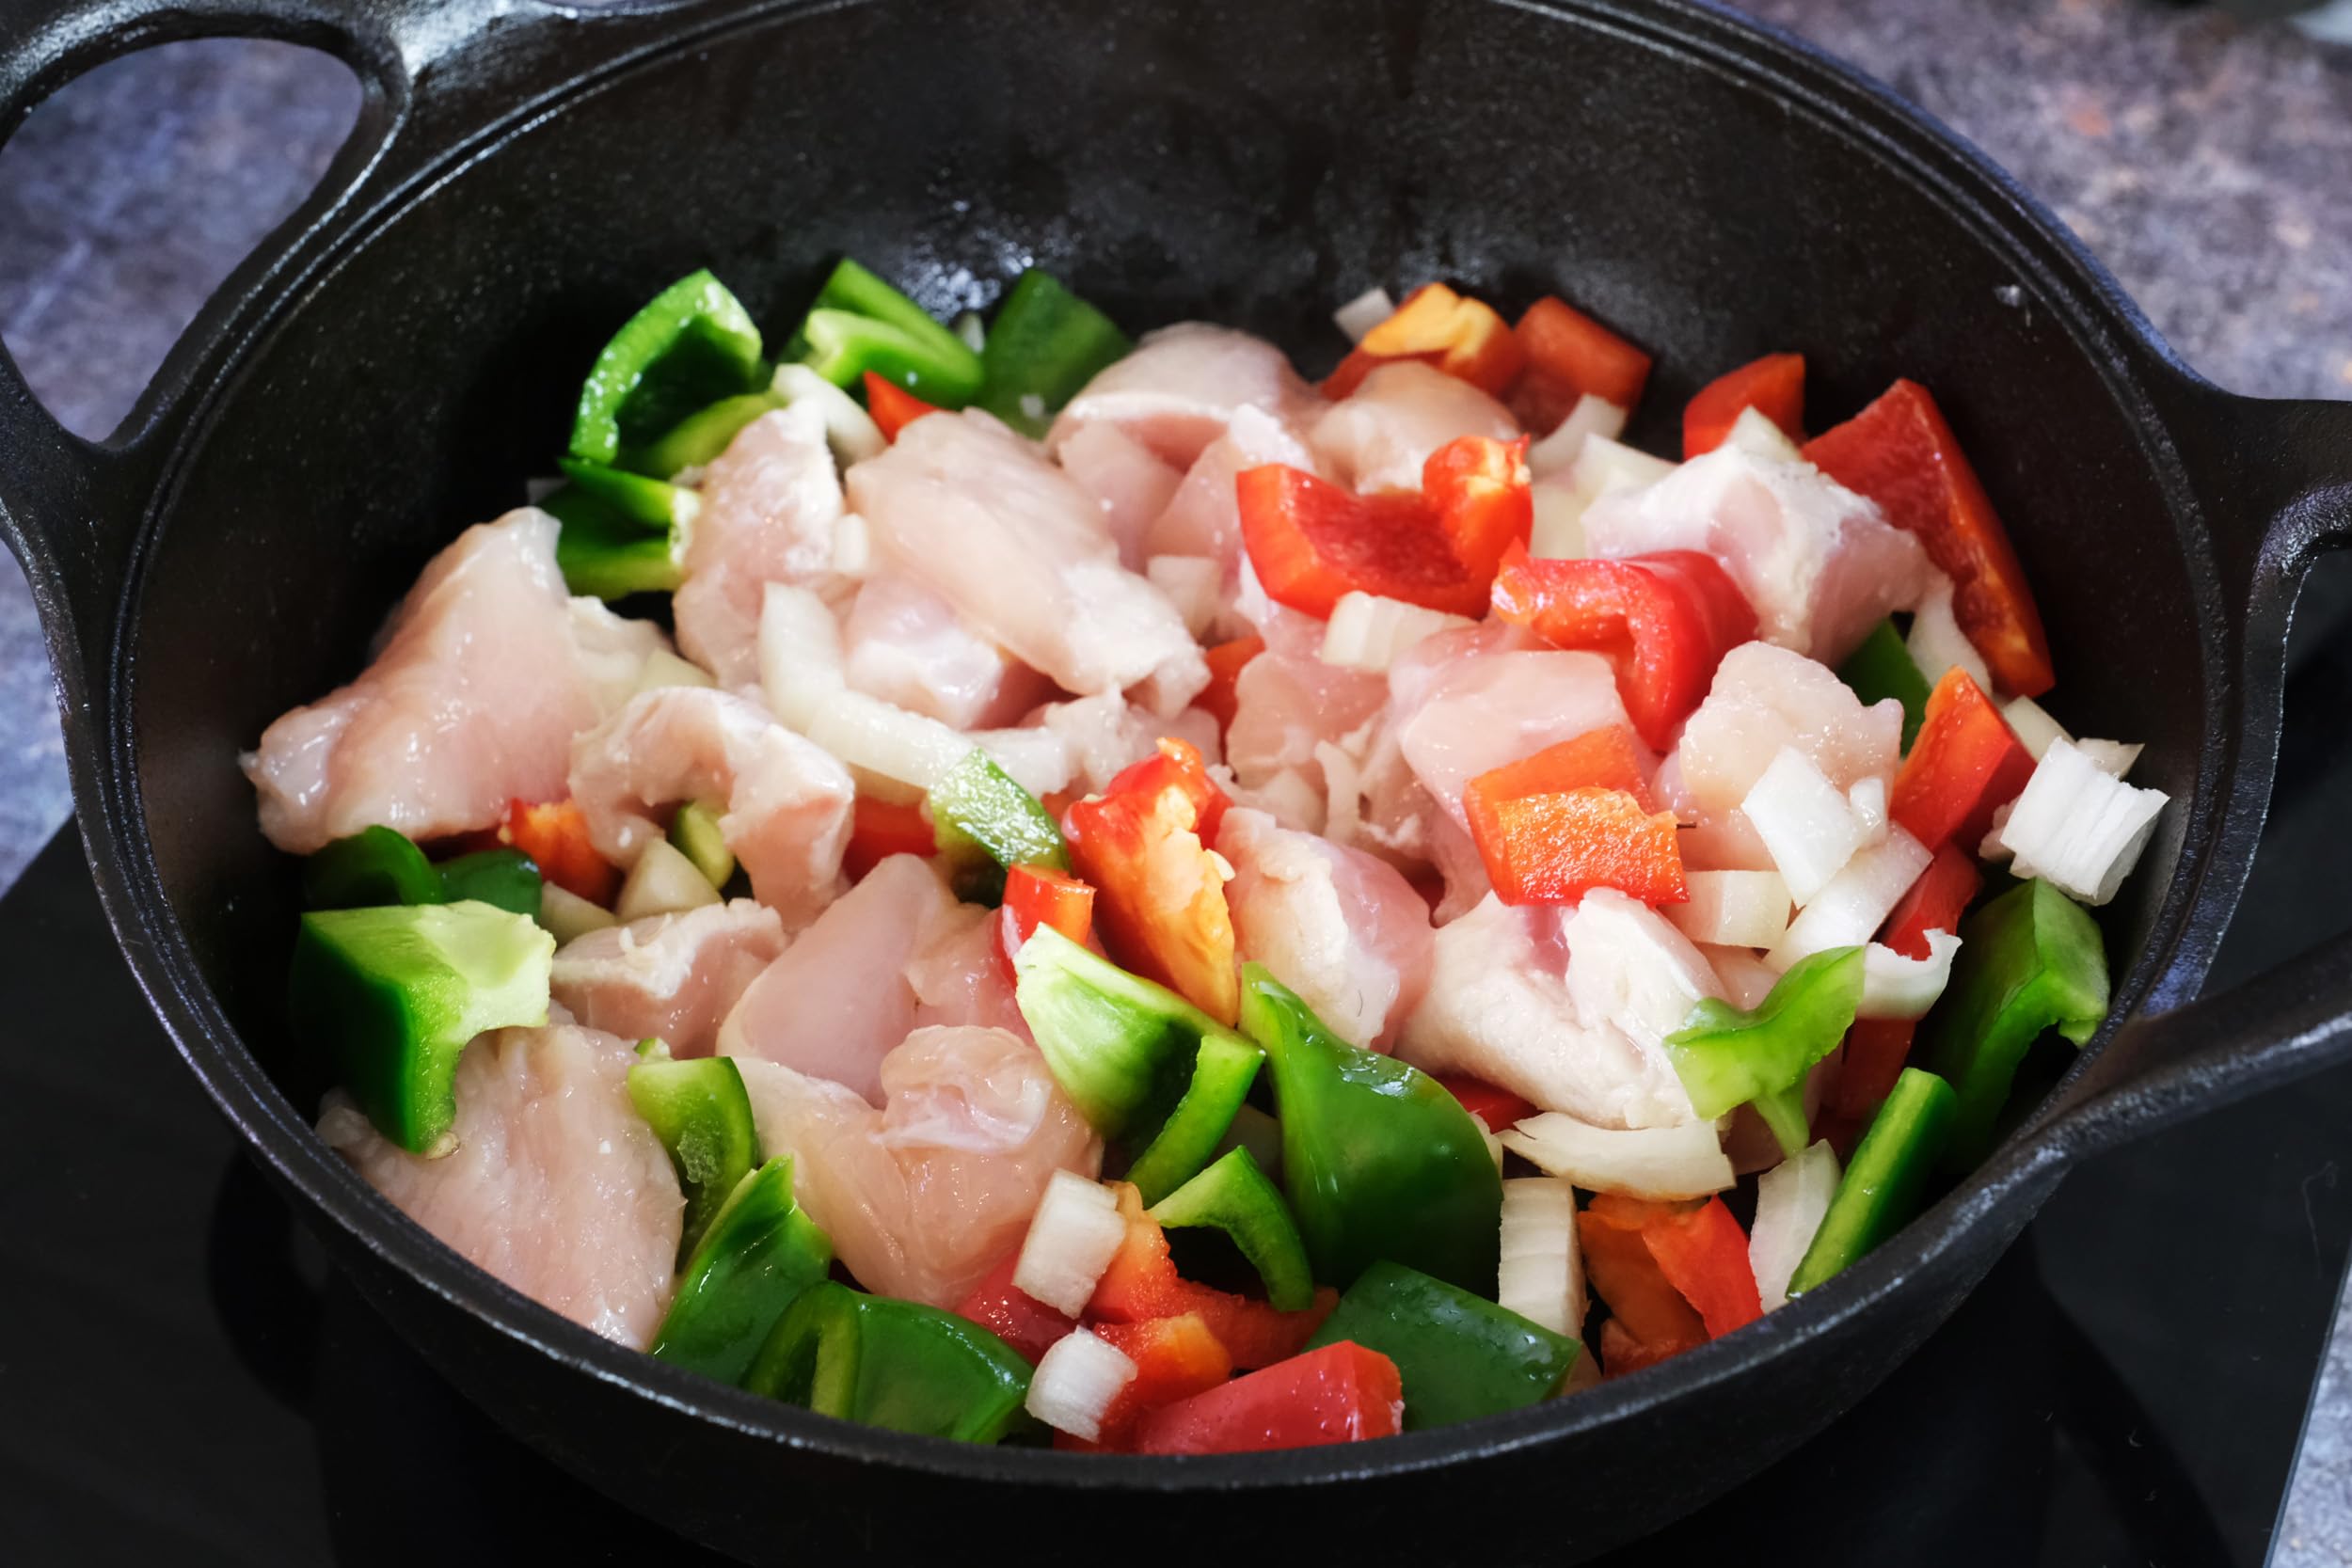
[1923,878,2109,1167]
[794,257,983,405]
[303,826,443,910]
[289,902,553,1154]
[1013,925,1225,1137]
[555,456,700,531]
[545,485,686,599]
[668,800,736,891]
[1124,1029,1264,1207]
[1147,1146,1314,1310]
[977,269,1132,436]
[1836,619,1931,751]
[1239,965,1502,1295]
[626,389,787,479]
[746,1281,1031,1443]
[1665,945,1866,1159]
[571,269,767,467]
[434,849,543,918]
[1214,1102,1283,1184]
[649,1158,834,1385]
[929,750,1067,903]
[1306,1259,1579,1430]
[1788,1067,1958,1294]
[628,1054,762,1259]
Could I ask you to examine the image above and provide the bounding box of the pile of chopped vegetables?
[246,257,2167,1453]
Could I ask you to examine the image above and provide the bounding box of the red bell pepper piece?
[1465,784,1687,909]
[1637,1196,1763,1338]
[1803,380,2054,697]
[1056,1313,1236,1451]
[1324,282,1523,400]
[499,798,616,904]
[1510,294,1652,434]
[1490,545,1756,751]
[1889,667,2037,852]
[1883,841,1984,957]
[1088,1183,1336,1370]
[993,864,1097,984]
[1126,1339,1405,1455]
[1466,724,1658,813]
[1434,1074,1539,1133]
[952,1251,1076,1366]
[1578,1196,1708,1353]
[842,794,934,882]
[1821,844,1985,1142]
[1062,738,1238,1024]
[1683,352,1805,458]
[1424,434,1534,587]
[1598,1317,1693,1378]
[1196,635,1264,736]
[861,369,942,441]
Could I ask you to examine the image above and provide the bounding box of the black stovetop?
[7,569,2351,1565]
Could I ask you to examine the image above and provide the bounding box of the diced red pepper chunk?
[1490,545,1756,751]
[952,1251,1076,1366]
[1511,295,1652,433]
[861,369,942,441]
[1637,1196,1763,1338]
[1127,1340,1405,1455]
[1056,1313,1235,1451]
[500,798,617,904]
[842,794,934,882]
[1883,842,1984,958]
[1088,1183,1335,1370]
[993,864,1097,985]
[1325,282,1523,400]
[1579,1196,1708,1350]
[1465,784,1687,908]
[1063,739,1237,1024]
[1598,1316,1698,1379]
[1425,434,1534,587]
[1803,379,2054,697]
[1889,667,2037,852]
[1464,724,1657,814]
[1196,635,1265,736]
[1683,352,1805,458]
[1820,842,1985,1145]
[1434,1073,1539,1133]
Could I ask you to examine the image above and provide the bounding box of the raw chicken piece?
[1397,891,1716,1129]
[1390,633,1631,827]
[674,404,847,685]
[550,898,787,1058]
[841,572,1039,730]
[567,598,685,712]
[245,509,653,853]
[1029,692,1226,795]
[717,854,967,1104]
[1225,646,1390,795]
[1218,807,1435,1051]
[1056,421,1184,570]
[1308,361,1520,494]
[318,1022,682,1347]
[1047,323,1326,471]
[734,1027,1101,1307]
[1581,442,1933,665]
[906,905,1030,1039]
[848,409,1207,714]
[568,688,854,927]
[1143,405,1318,572]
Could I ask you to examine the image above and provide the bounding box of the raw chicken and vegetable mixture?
[246,258,2166,1452]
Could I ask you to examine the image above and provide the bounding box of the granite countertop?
[0,0,2345,1559]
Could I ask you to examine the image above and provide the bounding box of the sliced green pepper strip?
[435,849,543,918]
[289,902,554,1154]
[1923,878,2108,1167]
[1836,619,1931,752]
[303,826,442,910]
[649,1158,834,1386]
[626,389,787,479]
[546,486,686,599]
[1014,925,1224,1137]
[1124,1030,1264,1207]
[746,1280,1031,1443]
[628,1054,763,1259]
[799,310,986,406]
[1147,1146,1314,1310]
[571,269,767,467]
[1665,945,1866,1158]
[930,749,1067,903]
[668,800,736,891]
[1240,965,1502,1296]
[1788,1067,1958,1294]
[555,456,700,531]
[800,258,982,404]
[1306,1259,1579,1430]
[977,269,1133,436]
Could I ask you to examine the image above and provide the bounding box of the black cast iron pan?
[4,0,2350,1560]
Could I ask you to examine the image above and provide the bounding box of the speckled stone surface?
[0,5,2345,1560]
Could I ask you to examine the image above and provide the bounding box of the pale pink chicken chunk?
[734,1027,1101,1307]
[1225,647,1390,797]
[1142,405,1318,579]
[847,409,1206,715]
[549,898,787,1058]
[567,688,853,927]
[1047,323,1326,471]
[1397,891,1718,1129]
[840,572,1042,731]
[717,854,968,1103]
[1581,443,1933,665]
[1308,361,1520,495]
[318,1022,682,1347]
[1056,421,1184,571]
[1390,629,1632,828]
[906,905,1031,1039]
[1218,807,1435,1051]
[673,403,847,686]
[244,509,660,853]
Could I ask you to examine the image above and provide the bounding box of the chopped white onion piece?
[951,311,987,354]
[969,728,1073,799]
[1526,394,1630,478]
[1667,870,1793,949]
[1856,929,1962,1020]
[1025,1329,1136,1442]
[613,838,723,924]
[1723,404,1803,462]
[771,363,887,467]
[1527,480,1589,560]
[1320,592,1477,673]
[829,512,872,578]
[1905,577,1993,694]
[1767,828,1931,970]
[1570,434,1677,499]
[1749,1139,1841,1312]
[1498,1177,1586,1338]
[1740,747,1868,905]
[1332,285,1397,343]
[1994,738,2168,906]
[2000,695,2071,761]
[1145,555,1224,641]
[1473,1113,1505,1172]
[803,690,972,794]
[538,882,617,945]
[1701,944,1783,1009]
[2077,738,2144,779]
[1498,1113,1736,1202]
[633,647,717,694]
[1012,1171,1128,1318]
[758,582,847,727]
[1847,776,1889,842]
